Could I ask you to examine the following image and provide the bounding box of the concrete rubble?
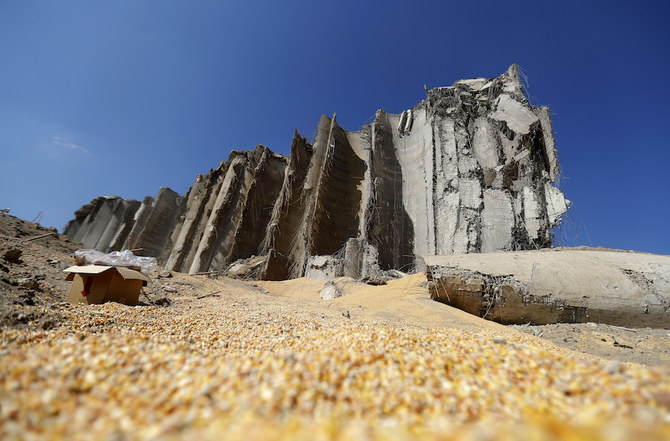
[319,281,344,301]
[64,65,570,281]
[425,250,670,327]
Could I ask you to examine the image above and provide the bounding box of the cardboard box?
[64,265,150,306]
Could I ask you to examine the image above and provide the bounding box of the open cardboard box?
[64,265,150,305]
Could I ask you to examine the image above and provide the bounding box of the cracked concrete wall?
[63,197,141,250]
[366,111,415,272]
[185,154,248,273]
[65,65,570,279]
[131,187,183,259]
[227,147,288,264]
[164,162,228,272]
[125,196,155,251]
[209,147,287,271]
[63,188,182,259]
[261,132,314,280]
[106,199,142,251]
[94,198,141,252]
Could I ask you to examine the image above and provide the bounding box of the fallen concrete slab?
[424,249,670,327]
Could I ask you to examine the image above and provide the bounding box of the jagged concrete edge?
[64,64,571,280]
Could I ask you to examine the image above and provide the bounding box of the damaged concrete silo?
[64,65,570,280]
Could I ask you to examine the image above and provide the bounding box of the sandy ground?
[1,212,670,440]
[3,211,668,366]
[256,275,670,366]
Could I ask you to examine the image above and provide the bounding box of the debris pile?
[64,65,569,280]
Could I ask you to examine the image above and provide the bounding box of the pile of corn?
[1,289,669,441]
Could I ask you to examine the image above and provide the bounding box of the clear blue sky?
[1,1,668,254]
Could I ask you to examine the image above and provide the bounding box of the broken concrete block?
[425,250,670,327]
[403,109,413,134]
[481,189,513,253]
[538,107,560,181]
[472,117,500,169]
[453,78,488,91]
[305,255,342,280]
[319,281,343,300]
[459,179,482,210]
[341,238,383,281]
[125,196,156,250]
[226,255,267,279]
[522,187,541,240]
[343,238,364,279]
[397,110,408,134]
[545,183,570,225]
[491,94,539,135]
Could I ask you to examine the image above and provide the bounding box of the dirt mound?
[0,212,80,255]
[0,213,81,329]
